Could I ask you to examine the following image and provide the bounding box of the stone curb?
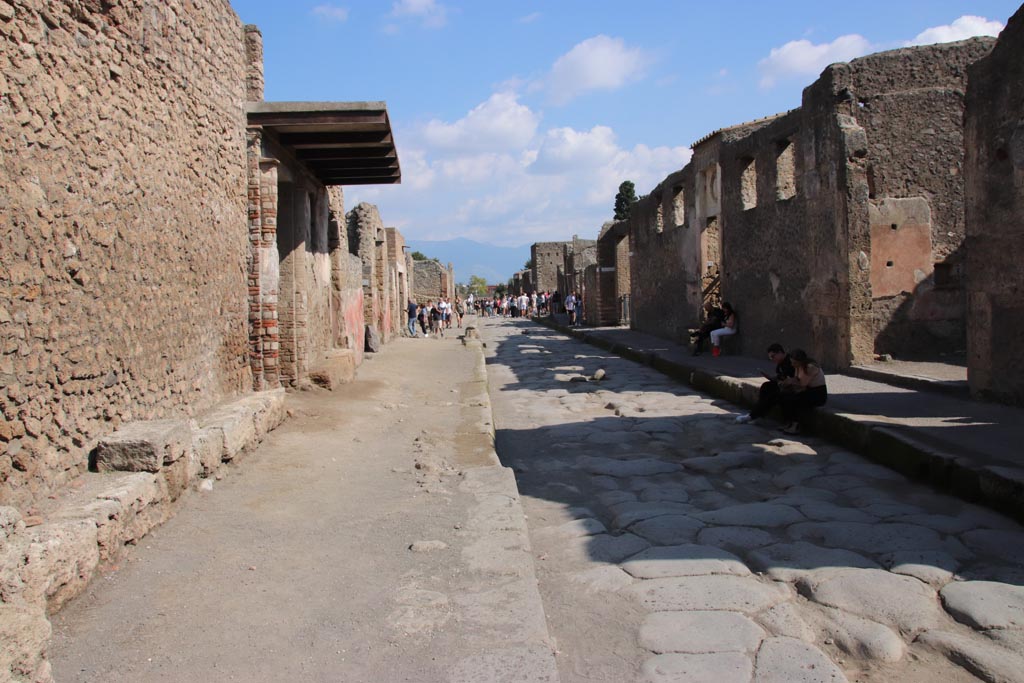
[0,389,288,683]
[464,326,562,681]
[532,316,1024,524]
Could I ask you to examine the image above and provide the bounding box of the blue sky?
[231,0,1017,247]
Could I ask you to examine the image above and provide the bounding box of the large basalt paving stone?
[611,502,697,529]
[940,581,1024,630]
[567,566,635,593]
[961,529,1024,564]
[642,652,752,683]
[756,603,816,642]
[638,485,691,504]
[753,637,847,683]
[629,575,790,613]
[630,515,706,545]
[696,503,806,528]
[918,630,1024,683]
[622,544,750,579]
[787,522,942,555]
[683,451,763,474]
[748,542,880,583]
[577,456,682,478]
[798,502,876,524]
[697,526,777,552]
[883,550,958,588]
[810,605,905,662]
[639,611,765,653]
[797,568,942,635]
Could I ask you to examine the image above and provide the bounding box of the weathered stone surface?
[798,568,942,634]
[811,606,905,662]
[756,603,816,642]
[683,451,762,474]
[629,575,790,613]
[748,542,879,583]
[93,419,193,473]
[20,520,100,612]
[918,629,1024,683]
[534,517,607,539]
[892,514,976,535]
[697,526,776,551]
[0,603,52,683]
[753,637,847,683]
[622,545,750,579]
[638,485,691,503]
[578,456,682,477]
[884,551,958,588]
[787,522,941,555]
[696,503,806,528]
[611,502,697,529]
[630,515,706,545]
[639,611,765,653]
[798,502,875,524]
[365,324,382,352]
[642,653,753,683]
[940,581,1024,630]
[961,530,1024,564]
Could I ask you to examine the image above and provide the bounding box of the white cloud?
[757,34,872,89]
[422,92,540,153]
[546,35,652,105]
[390,0,448,28]
[907,15,1004,46]
[531,126,620,174]
[519,12,542,24]
[311,4,348,22]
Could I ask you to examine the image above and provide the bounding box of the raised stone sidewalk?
[1,390,286,683]
[535,315,1024,523]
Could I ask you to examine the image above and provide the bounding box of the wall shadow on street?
[482,316,1024,591]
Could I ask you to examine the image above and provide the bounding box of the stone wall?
[531,241,567,294]
[386,228,408,338]
[965,8,1024,405]
[0,0,251,509]
[413,259,454,302]
[347,202,386,342]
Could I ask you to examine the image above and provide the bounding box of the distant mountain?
[405,237,530,285]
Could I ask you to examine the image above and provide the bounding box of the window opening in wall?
[775,140,796,201]
[701,216,722,309]
[308,192,319,252]
[886,260,894,267]
[740,157,757,210]
[671,184,685,227]
[653,192,664,234]
[867,165,877,199]
[934,262,959,290]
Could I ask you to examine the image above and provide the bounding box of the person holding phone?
[735,343,795,423]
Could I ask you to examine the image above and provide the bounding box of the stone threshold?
[533,316,1024,526]
[1,389,287,683]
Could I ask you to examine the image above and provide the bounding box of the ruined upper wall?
[965,8,1024,405]
[0,0,250,508]
[532,241,567,293]
[412,259,452,301]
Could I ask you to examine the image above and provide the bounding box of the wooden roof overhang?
[245,101,401,186]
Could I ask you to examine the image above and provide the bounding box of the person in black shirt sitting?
[691,302,724,356]
[735,343,795,423]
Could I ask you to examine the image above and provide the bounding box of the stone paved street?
[483,317,1024,683]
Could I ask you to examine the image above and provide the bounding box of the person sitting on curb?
[778,349,827,435]
[691,302,724,356]
[736,343,795,423]
[709,302,738,356]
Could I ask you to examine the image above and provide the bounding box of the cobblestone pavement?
[482,317,1024,683]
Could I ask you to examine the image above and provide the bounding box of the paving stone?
[918,629,1024,683]
[762,439,821,458]
[798,502,875,524]
[632,418,688,434]
[748,542,880,583]
[756,603,817,642]
[798,568,943,635]
[567,566,635,593]
[630,515,706,545]
[696,503,806,528]
[961,529,1024,564]
[690,491,740,510]
[810,605,905,662]
[753,637,847,683]
[860,502,924,518]
[772,466,826,489]
[825,462,906,482]
[697,527,777,552]
[642,652,753,683]
[802,475,874,492]
[883,551,958,588]
[639,485,691,504]
[578,456,682,478]
[629,575,790,613]
[940,581,1024,630]
[585,431,640,445]
[639,611,765,653]
[683,451,763,474]
[611,502,697,529]
[787,522,942,555]
[591,475,621,490]
[623,545,751,579]
[596,490,637,507]
[773,487,837,504]
[534,517,606,539]
[891,513,977,535]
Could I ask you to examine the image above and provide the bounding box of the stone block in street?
[940,581,1024,630]
[629,575,790,613]
[748,542,880,583]
[696,502,806,528]
[918,630,1024,683]
[630,515,706,545]
[622,544,750,579]
[642,652,753,683]
[639,610,765,653]
[753,637,848,682]
[810,605,906,662]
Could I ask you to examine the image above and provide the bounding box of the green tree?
[614,180,638,220]
[495,283,506,297]
[468,275,489,297]
[410,250,428,261]
[524,257,535,270]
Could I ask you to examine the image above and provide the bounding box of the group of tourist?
[406,296,466,339]
[689,302,827,434]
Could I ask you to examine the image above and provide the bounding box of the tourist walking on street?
[778,349,827,434]
[407,299,419,338]
[564,291,578,326]
[454,296,465,328]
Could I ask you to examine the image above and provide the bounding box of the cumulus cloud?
[422,92,540,153]
[311,4,349,22]
[531,126,620,174]
[757,34,872,89]
[907,15,1004,46]
[546,35,652,105]
[390,0,448,28]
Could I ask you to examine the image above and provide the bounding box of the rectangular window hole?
[886,260,894,268]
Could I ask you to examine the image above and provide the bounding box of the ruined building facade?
[586,38,996,370]
[412,259,455,302]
